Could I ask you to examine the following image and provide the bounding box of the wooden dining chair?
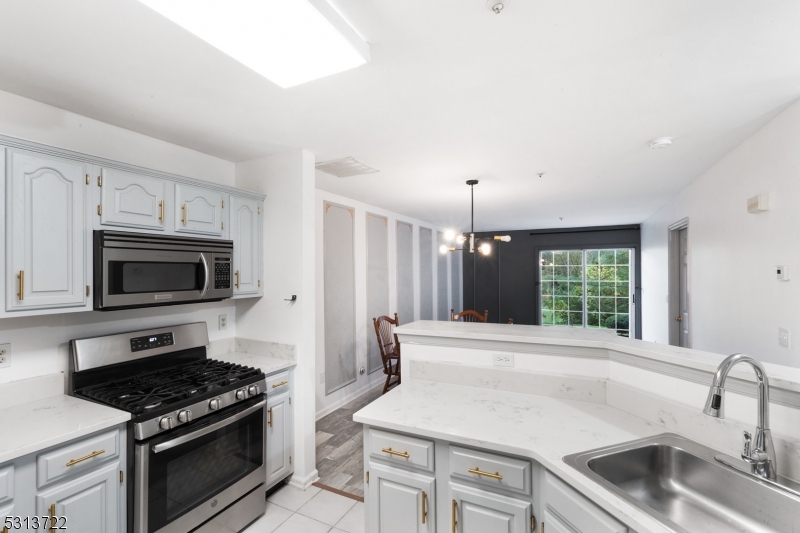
[507,318,514,324]
[373,313,401,394]
[451,309,489,323]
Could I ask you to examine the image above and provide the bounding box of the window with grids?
[540,249,632,337]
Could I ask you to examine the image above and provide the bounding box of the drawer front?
[368,429,434,472]
[0,466,13,503]
[450,446,531,495]
[266,370,291,395]
[37,429,120,487]
[545,472,627,533]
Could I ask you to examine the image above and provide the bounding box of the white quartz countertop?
[395,321,800,393]
[0,395,130,464]
[215,352,296,375]
[354,380,679,533]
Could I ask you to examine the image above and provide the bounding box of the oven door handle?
[198,253,209,299]
[152,399,265,453]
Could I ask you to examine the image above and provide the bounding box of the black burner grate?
[77,359,261,414]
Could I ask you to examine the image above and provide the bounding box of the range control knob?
[235,388,247,401]
[177,410,193,423]
[159,416,175,430]
[208,398,221,411]
[247,385,259,396]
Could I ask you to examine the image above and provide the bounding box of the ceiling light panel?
[137,0,370,88]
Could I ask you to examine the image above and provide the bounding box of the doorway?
[668,219,689,347]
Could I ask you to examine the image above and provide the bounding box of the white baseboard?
[288,469,320,490]
[315,378,384,421]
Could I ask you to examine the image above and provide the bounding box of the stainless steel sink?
[564,433,800,533]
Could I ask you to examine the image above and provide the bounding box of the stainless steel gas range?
[69,323,266,533]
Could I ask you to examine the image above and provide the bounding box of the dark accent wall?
[462,225,642,339]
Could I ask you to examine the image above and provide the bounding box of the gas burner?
[144,402,162,410]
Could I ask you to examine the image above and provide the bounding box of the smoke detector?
[486,0,509,14]
[315,157,379,177]
[648,137,673,149]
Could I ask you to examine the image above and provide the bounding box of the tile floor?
[247,485,364,533]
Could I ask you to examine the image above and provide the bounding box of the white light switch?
[779,327,790,349]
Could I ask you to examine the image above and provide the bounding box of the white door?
[266,392,292,487]
[451,483,530,533]
[36,463,120,533]
[678,228,689,347]
[6,149,88,311]
[367,462,435,533]
[230,196,260,295]
[99,168,166,230]
[174,184,225,236]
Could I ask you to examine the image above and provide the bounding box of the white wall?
[0,89,238,384]
[641,98,800,367]
[314,189,453,418]
[234,150,318,489]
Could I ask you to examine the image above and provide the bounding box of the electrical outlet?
[492,353,514,367]
[320,372,325,384]
[779,327,790,349]
[0,343,10,368]
[219,314,227,330]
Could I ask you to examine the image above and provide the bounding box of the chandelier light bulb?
[439,244,449,254]
[479,242,492,255]
[445,230,456,241]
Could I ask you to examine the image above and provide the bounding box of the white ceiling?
[1,0,798,231]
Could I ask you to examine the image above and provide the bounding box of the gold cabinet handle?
[421,490,427,524]
[268,407,273,427]
[182,202,188,225]
[159,200,164,222]
[272,381,288,389]
[49,503,56,533]
[18,270,23,301]
[66,449,105,466]
[532,514,537,532]
[235,270,240,289]
[452,499,457,533]
[468,467,503,480]
[381,447,410,459]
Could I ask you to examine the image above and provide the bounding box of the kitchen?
[1,1,800,533]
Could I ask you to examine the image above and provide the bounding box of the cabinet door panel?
[368,463,434,533]
[36,462,119,533]
[452,483,530,533]
[7,150,88,310]
[175,184,224,236]
[266,393,291,487]
[230,196,260,295]
[100,168,165,230]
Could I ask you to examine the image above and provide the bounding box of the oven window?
[108,261,201,294]
[146,404,263,532]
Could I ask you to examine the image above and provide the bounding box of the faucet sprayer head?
[703,386,725,418]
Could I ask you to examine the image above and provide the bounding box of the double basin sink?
[564,433,800,533]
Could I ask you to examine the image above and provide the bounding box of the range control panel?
[131,332,174,352]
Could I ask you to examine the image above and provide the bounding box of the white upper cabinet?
[99,168,166,231]
[6,149,89,311]
[174,184,226,236]
[230,195,261,295]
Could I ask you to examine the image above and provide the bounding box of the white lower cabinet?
[451,483,531,533]
[35,462,119,533]
[368,462,435,533]
[363,427,630,533]
[266,391,292,488]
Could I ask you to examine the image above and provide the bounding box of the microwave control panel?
[215,259,231,290]
[131,332,174,352]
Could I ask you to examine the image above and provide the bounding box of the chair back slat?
[372,313,402,394]
[451,309,489,323]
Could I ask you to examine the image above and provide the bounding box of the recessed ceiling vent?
[315,157,379,177]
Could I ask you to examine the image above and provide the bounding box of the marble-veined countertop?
[355,379,679,533]
[214,351,296,375]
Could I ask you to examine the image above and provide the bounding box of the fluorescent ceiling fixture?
[137,0,370,88]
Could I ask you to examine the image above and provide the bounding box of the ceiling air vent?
[315,157,379,177]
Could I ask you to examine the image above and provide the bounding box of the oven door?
[135,398,266,533]
[100,248,212,309]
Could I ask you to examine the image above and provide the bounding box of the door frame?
[533,243,642,339]
[668,218,689,347]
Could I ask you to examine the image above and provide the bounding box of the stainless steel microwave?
[93,230,233,311]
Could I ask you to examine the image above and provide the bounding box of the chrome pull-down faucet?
[703,353,777,480]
